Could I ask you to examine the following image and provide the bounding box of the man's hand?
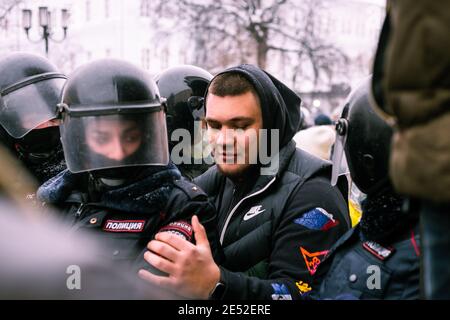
[138,215,220,299]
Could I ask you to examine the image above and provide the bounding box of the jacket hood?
[206,64,302,148]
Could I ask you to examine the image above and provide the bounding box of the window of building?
[86,0,91,21]
[141,48,150,69]
[140,0,150,17]
[0,18,8,35]
[69,52,76,71]
[161,46,169,69]
[105,0,110,18]
[328,17,336,35]
[341,20,351,34]
[321,16,330,35]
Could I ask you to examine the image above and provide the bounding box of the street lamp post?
[22,7,69,56]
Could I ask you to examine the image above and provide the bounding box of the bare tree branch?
[0,0,22,23]
[149,0,351,89]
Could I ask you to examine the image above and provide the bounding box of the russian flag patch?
[294,208,339,231]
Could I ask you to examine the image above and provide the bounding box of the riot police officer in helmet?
[37,59,221,278]
[0,52,67,186]
[155,65,213,179]
[58,59,169,188]
[312,77,420,299]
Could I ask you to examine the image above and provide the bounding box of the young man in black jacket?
[37,59,221,286]
[139,64,350,300]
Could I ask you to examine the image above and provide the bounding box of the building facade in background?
[0,0,384,113]
[0,0,187,74]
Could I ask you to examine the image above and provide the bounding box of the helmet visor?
[0,78,65,138]
[331,117,350,186]
[60,109,169,173]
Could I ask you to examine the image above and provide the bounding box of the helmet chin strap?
[89,166,148,192]
[88,172,125,196]
[98,177,126,187]
[14,127,62,164]
[14,142,66,184]
[15,143,56,164]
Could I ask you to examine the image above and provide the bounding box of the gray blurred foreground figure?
[0,144,176,299]
[0,203,177,299]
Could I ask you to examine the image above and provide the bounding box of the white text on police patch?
[103,220,145,232]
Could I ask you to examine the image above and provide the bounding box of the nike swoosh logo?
[243,209,266,221]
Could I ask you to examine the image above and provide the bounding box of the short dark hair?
[208,72,257,97]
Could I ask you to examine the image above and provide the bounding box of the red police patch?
[158,220,194,242]
[362,241,395,261]
[103,220,145,233]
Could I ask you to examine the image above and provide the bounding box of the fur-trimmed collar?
[37,164,182,215]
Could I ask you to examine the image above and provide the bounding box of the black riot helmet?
[154,65,213,178]
[331,76,393,195]
[58,59,169,176]
[0,53,67,183]
[0,52,66,139]
[155,65,212,147]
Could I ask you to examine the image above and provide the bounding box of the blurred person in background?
[293,113,336,161]
[155,65,213,180]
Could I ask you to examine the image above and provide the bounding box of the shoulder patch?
[296,280,312,295]
[362,241,395,261]
[173,179,207,200]
[294,207,339,230]
[271,283,292,300]
[300,247,329,276]
[158,220,194,242]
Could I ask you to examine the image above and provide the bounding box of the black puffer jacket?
[195,64,350,300]
[196,142,350,300]
[37,164,222,273]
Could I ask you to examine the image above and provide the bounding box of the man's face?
[205,91,263,179]
[85,118,143,161]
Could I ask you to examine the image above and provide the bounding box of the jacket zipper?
[219,177,276,244]
[218,187,237,232]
